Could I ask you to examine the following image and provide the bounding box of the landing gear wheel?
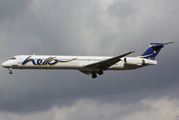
[8,68,13,74]
[92,73,97,79]
[98,70,103,75]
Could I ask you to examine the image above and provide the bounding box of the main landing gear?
[91,70,104,79]
[9,68,13,74]
[98,70,103,75]
[92,73,97,79]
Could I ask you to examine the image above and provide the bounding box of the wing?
[83,51,135,70]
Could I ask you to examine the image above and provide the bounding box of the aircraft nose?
[2,61,11,68]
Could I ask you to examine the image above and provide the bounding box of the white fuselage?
[2,42,172,78]
[2,55,157,71]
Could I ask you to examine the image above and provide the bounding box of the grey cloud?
[108,1,137,19]
[0,0,179,117]
[0,98,179,120]
[0,0,30,20]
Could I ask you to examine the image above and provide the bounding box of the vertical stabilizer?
[138,42,173,60]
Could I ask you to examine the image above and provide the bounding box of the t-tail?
[138,42,174,60]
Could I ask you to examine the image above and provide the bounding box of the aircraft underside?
[9,64,146,78]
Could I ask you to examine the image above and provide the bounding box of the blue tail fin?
[138,43,164,60]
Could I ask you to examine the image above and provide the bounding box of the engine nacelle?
[124,57,145,65]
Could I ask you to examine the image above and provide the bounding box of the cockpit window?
[10,57,16,60]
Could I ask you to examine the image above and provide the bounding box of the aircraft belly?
[108,62,124,70]
[108,63,145,70]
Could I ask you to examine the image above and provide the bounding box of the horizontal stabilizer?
[151,41,174,48]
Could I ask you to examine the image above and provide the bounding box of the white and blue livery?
[2,42,173,78]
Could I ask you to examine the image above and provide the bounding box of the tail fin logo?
[137,43,164,60]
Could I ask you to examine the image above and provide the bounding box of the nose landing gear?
[8,68,13,74]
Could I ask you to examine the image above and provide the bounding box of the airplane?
[2,42,173,78]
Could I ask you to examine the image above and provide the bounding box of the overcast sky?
[0,0,179,120]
